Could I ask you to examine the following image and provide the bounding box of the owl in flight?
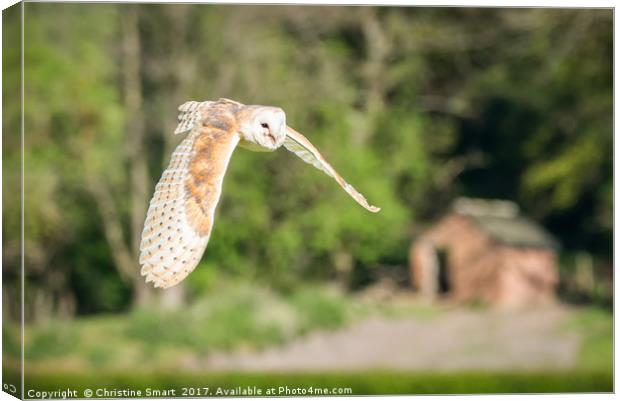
[139,98,380,288]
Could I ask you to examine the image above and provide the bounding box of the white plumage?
[139,131,208,288]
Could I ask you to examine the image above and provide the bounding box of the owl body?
[139,98,379,288]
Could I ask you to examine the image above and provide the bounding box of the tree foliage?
[4,4,612,316]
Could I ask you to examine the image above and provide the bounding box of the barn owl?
[139,98,380,288]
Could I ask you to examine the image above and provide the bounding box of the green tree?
[7,5,611,318]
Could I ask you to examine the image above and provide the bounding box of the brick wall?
[410,213,559,306]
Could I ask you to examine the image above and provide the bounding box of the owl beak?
[267,132,277,146]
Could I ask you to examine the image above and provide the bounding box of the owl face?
[236,106,287,152]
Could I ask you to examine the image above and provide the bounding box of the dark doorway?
[436,249,451,294]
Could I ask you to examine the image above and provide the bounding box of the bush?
[124,282,349,356]
[26,324,79,360]
[289,286,348,334]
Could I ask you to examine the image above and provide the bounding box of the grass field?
[3,283,613,397]
[10,283,442,372]
[564,307,613,372]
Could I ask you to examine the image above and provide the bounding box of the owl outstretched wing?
[139,123,240,288]
[283,126,380,213]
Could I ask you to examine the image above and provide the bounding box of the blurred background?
[2,3,612,394]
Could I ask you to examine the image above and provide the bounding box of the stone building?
[409,198,559,306]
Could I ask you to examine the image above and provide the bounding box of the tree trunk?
[122,5,154,307]
[356,8,390,144]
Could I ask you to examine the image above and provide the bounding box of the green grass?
[3,323,22,358]
[18,283,613,395]
[562,307,613,371]
[23,282,354,369]
[289,286,348,334]
[26,324,80,360]
[20,370,612,397]
[22,282,447,370]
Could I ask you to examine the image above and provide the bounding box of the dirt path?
[204,305,580,371]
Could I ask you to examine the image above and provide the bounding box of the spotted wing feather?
[283,126,380,213]
[139,126,239,288]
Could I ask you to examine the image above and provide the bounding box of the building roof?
[452,198,559,249]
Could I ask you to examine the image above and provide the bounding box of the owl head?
[236,105,287,152]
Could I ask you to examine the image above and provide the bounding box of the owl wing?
[139,125,240,288]
[174,100,215,135]
[283,126,380,213]
[175,98,244,135]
